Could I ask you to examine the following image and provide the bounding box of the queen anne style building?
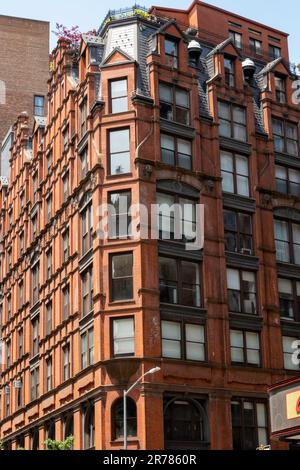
[0,1,300,450]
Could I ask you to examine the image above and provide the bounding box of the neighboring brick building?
[0,0,300,450]
[0,15,49,176]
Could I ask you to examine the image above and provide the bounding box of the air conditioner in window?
[241,248,252,255]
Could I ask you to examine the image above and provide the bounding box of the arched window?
[112,397,137,440]
[164,397,209,449]
[83,403,95,449]
[64,412,74,440]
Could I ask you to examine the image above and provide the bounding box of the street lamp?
[123,366,161,450]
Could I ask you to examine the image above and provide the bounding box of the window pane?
[233,107,246,124]
[227,269,240,290]
[110,129,130,154]
[236,156,248,176]
[159,83,172,103]
[111,79,127,98]
[218,102,230,119]
[230,330,243,348]
[162,321,181,340]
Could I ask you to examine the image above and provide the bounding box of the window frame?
[165,36,179,68]
[220,150,250,197]
[274,217,300,265]
[110,252,134,302]
[224,209,253,255]
[231,398,269,450]
[218,101,247,142]
[227,268,257,315]
[161,319,206,362]
[159,82,190,126]
[230,329,261,367]
[109,78,128,114]
[108,127,131,176]
[160,133,192,170]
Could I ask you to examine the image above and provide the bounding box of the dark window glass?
[165,38,178,68]
[108,191,131,239]
[227,269,257,315]
[159,257,201,307]
[273,118,298,156]
[224,56,235,87]
[34,95,44,116]
[161,134,192,170]
[111,253,133,301]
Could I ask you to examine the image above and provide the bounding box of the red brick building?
[0,15,49,176]
[0,1,300,450]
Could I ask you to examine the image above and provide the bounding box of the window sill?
[108,299,135,307]
[106,173,133,180]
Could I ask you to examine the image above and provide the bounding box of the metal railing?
[98,4,149,33]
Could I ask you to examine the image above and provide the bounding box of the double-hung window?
[273,118,298,156]
[161,320,205,361]
[112,317,135,357]
[221,151,249,196]
[159,257,201,307]
[224,210,252,254]
[111,253,133,302]
[110,79,128,113]
[274,219,300,264]
[109,128,130,175]
[230,329,261,366]
[159,83,190,126]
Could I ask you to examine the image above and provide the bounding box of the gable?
[101,47,135,66]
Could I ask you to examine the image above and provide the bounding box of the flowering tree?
[52,24,97,49]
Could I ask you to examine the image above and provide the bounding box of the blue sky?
[1,0,299,63]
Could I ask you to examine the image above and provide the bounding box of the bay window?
[224,210,252,254]
[160,133,192,170]
[218,101,247,141]
[110,78,128,114]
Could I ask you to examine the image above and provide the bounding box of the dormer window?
[269,45,281,60]
[275,75,286,104]
[110,79,128,114]
[229,31,242,49]
[224,56,235,87]
[165,37,178,68]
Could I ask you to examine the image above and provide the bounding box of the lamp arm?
[125,370,152,396]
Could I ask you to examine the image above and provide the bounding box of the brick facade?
[0,1,299,450]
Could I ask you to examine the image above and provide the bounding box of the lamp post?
[123,366,161,450]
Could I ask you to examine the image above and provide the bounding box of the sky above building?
[0,0,299,64]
